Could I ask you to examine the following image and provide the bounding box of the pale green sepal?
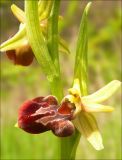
[14,123,18,128]
[73,112,104,150]
[0,24,26,52]
[11,4,25,23]
[83,103,114,112]
[82,80,121,103]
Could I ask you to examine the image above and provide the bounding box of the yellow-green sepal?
[73,112,104,150]
[82,80,121,103]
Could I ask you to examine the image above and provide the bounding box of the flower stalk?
[47,0,63,101]
[25,0,57,81]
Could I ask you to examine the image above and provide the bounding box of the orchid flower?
[17,78,121,151]
[0,3,70,66]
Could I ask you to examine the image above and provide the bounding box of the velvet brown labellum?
[6,45,34,66]
[18,95,75,137]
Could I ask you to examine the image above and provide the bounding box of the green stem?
[47,0,63,101]
[25,0,57,82]
[47,1,81,159]
[60,130,81,160]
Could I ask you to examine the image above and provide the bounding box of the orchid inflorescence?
[0,0,121,155]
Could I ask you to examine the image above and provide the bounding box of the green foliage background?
[0,0,121,159]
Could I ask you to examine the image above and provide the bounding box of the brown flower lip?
[6,45,34,66]
[18,95,75,137]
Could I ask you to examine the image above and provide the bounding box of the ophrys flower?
[17,78,121,151]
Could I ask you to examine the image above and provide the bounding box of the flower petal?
[84,103,114,112]
[0,24,27,52]
[82,80,121,103]
[73,112,104,150]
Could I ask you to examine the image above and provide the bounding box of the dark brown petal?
[6,45,34,66]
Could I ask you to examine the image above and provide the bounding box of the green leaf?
[74,2,91,96]
[67,3,92,159]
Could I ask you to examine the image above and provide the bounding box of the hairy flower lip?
[18,96,75,137]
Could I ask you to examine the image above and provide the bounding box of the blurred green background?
[0,0,121,159]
